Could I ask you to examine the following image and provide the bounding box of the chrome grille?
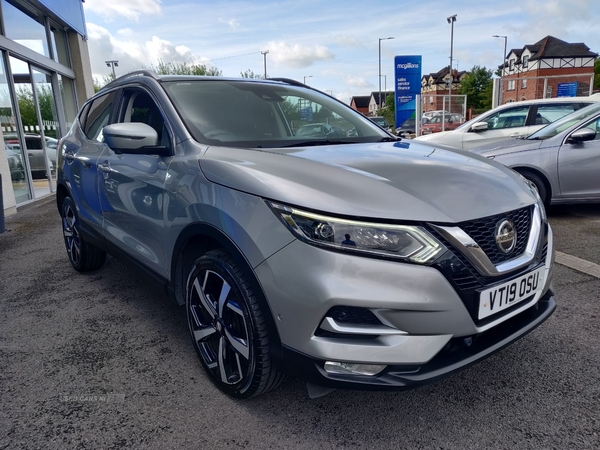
[458,206,532,265]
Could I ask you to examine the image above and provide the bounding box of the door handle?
[98,161,112,179]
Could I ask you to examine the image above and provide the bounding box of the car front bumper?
[280,290,555,390]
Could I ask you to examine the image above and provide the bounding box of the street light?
[303,75,313,85]
[261,50,269,79]
[446,15,457,114]
[105,60,119,79]
[493,35,508,76]
[378,37,394,112]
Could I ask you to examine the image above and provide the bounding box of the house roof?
[370,91,393,104]
[509,35,597,62]
[421,66,467,85]
[350,95,370,108]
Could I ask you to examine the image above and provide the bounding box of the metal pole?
[378,37,394,114]
[0,173,5,233]
[261,51,269,79]
[447,15,457,116]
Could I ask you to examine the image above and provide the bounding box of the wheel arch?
[170,223,284,360]
[512,166,552,203]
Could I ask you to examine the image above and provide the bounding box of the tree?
[594,57,600,90]
[240,69,263,79]
[148,59,222,76]
[94,73,115,93]
[457,65,493,111]
[381,93,396,127]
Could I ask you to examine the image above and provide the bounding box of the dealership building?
[0,0,93,218]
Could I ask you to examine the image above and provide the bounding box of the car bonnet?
[199,140,536,223]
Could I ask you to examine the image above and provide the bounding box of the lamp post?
[303,75,313,85]
[446,15,457,114]
[492,35,508,76]
[378,37,394,112]
[261,50,269,78]
[105,60,119,79]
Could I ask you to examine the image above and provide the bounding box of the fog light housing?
[324,361,387,376]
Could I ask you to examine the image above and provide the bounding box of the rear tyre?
[60,196,106,272]
[185,249,285,398]
[521,171,548,206]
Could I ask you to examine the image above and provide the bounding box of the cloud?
[84,0,161,21]
[267,41,334,68]
[86,23,211,79]
[334,35,364,48]
[345,76,371,88]
[219,18,241,30]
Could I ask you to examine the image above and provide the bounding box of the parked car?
[4,134,54,178]
[395,118,415,137]
[56,72,555,399]
[422,110,449,123]
[421,113,464,134]
[295,122,346,138]
[415,95,600,150]
[472,102,600,205]
[4,144,25,181]
[369,116,391,131]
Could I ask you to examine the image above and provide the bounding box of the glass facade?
[0,0,88,210]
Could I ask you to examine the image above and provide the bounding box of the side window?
[535,104,579,124]
[485,106,529,130]
[84,92,116,142]
[119,89,170,148]
[582,117,600,141]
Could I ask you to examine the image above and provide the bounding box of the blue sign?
[557,82,578,97]
[394,56,422,128]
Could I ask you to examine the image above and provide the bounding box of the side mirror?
[103,123,171,156]
[471,122,489,132]
[567,128,596,143]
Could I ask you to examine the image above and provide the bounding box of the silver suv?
[56,72,555,398]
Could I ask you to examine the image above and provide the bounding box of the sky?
[82,0,600,104]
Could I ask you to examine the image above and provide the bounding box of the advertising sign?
[394,56,422,128]
[557,82,578,97]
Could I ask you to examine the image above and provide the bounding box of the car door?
[98,87,173,277]
[526,102,588,137]
[462,105,531,150]
[62,90,117,240]
[557,115,600,200]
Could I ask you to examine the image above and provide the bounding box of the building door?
[9,56,60,199]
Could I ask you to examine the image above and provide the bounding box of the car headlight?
[268,202,446,264]
[521,177,547,222]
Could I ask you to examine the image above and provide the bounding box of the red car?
[421,113,464,134]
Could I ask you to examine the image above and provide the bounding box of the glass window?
[119,88,170,149]
[523,56,529,68]
[50,23,71,67]
[83,92,115,141]
[58,75,77,128]
[1,52,31,203]
[522,79,527,89]
[485,106,530,130]
[1,0,50,58]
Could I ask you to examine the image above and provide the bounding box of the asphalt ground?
[0,196,599,449]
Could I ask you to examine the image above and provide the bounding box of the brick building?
[500,36,597,103]
[420,67,467,113]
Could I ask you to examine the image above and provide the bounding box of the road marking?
[555,251,600,279]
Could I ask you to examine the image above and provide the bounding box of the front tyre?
[186,249,285,398]
[60,196,106,272]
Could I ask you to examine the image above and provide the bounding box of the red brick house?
[500,36,597,103]
[420,66,467,113]
[350,95,370,115]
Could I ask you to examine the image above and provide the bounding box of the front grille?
[429,205,546,327]
[458,206,532,265]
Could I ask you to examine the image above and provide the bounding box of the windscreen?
[163,80,390,148]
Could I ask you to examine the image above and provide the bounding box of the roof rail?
[102,70,159,90]
[268,77,304,87]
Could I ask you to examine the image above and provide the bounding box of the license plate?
[478,267,545,320]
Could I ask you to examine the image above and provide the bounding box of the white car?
[415,95,600,150]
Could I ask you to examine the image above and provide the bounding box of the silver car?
[56,72,555,398]
[415,96,599,150]
[472,102,600,205]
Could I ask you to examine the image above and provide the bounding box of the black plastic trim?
[280,291,556,391]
